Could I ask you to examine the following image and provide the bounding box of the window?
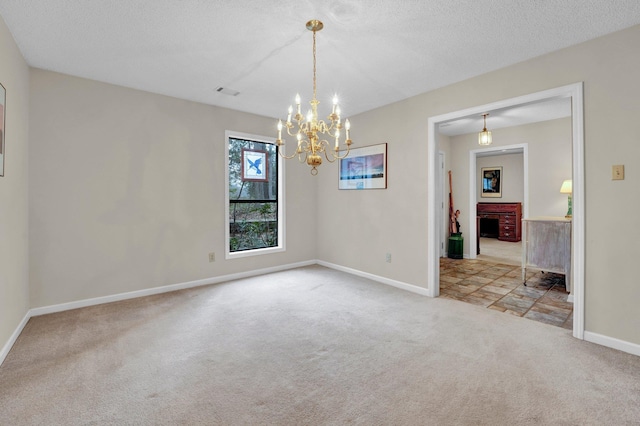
[225,131,284,258]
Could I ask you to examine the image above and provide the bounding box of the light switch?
[612,165,624,180]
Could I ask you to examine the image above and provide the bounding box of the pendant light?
[478,113,492,146]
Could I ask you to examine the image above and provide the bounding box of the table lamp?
[560,179,572,218]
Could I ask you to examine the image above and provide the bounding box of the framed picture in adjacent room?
[339,143,387,190]
[481,167,502,198]
[0,82,5,177]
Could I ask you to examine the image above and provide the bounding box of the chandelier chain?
[312,29,317,101]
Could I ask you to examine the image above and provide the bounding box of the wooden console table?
[522,217,571,292]
[477,202,522,242]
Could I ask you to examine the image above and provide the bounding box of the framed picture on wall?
[0,82,5,177]
[241,149,269,182]
[481,166,502,198]
[338,143,387,190]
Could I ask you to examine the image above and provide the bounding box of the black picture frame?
[481,166,502,198]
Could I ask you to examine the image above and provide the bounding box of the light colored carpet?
[1,265,639,425]
[478,237,522,265]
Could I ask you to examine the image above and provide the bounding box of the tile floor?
[440,257,573,329]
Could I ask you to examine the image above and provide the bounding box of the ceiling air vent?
[216,87,240,96]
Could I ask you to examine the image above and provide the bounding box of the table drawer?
[499,232,519,242]
[499,214,518,225]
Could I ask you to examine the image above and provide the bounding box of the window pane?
[229,202,278,252]
[228,137,279,253]
[229,138,277,201]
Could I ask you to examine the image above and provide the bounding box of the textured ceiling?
[1,1,640,132]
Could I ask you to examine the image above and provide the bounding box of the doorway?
[426,83,585,340]
[469,144,528,260]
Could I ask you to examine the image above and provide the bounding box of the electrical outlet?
[612,165,624,180]
[208,252,215,262]
[385,253,392,263]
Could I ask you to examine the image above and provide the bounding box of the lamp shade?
[560,179,572,194]
[478,130,492,146]
[478,113,492,146]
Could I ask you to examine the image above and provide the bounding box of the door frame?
[439,151,446,257]
[426,82,585,340]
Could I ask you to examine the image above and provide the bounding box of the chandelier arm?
[323,150,338,163]
[285,127,300,137]
[317,140,338,163]
[324,144,351,162]
[334,145,351,160]
[318,120,334,134]
[277,145,300,160]
[286,121,310,137]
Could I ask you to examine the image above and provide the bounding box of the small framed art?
[481,167,502,198]
[241,148,268,182]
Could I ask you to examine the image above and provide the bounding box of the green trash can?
[448,233,464,259]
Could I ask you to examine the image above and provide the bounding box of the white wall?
[0,18,29,356]
[525,119,573,218]
[476,153,524,204]
[0,16,29,355]
[316,97,431,287]
[28,70,317,307]
[317,25,640,345]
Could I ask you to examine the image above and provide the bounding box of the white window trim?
[225,130,285,259]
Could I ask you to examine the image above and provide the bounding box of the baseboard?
[0,311,30,367]
[5,261,637,366]
[30,260,317,317]
[584,331,640,357]
[2,260,317,365]
[317,260,431,297]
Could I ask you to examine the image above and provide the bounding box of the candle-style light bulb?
[306,109,313,123]
[296,132,302,150]
[345,119,351,139]
[334,129,340,149]
[287,105,292,123]
[336,105,341,117]
[277,120,283,139]
[332,94,338,114]
[295,94,301,114]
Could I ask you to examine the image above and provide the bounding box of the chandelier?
[276,20,352,175]
[478,113,492,146]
